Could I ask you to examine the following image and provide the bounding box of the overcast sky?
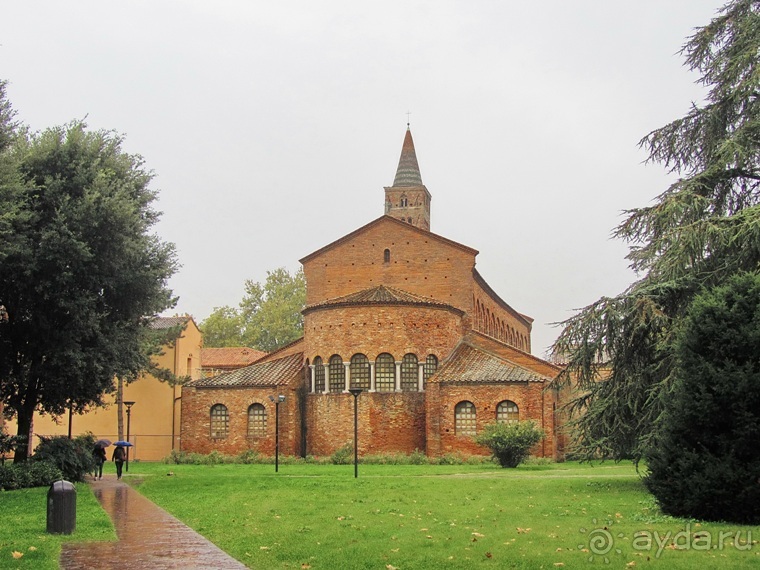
[2,1,722,356]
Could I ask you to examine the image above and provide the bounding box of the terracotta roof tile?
[431,342,551,384]
[188,353,303,388]
[304,285,462,315]
[201,347,266,368]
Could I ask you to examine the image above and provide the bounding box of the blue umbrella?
[113,441,133,447]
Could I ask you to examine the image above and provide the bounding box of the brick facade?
[179,127,566,461]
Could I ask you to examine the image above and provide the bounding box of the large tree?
[0,115,178,460]
[552,0,759,461]
[201,267,306,352]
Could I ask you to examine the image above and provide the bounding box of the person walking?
[112,444,126,480]
[92,445,107,479]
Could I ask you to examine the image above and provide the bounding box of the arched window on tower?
[350,353,370,390]
[400,194,408,207]
[329,355,345,392]
[210,404,229,439]
[423,354,438,388]
[247,403,267,437]
[375,353,395,392]
[400,353,418,391]
[455,401,476,436]
[496,400,519,424]
[384,249,391,263]
[313,356,325,392]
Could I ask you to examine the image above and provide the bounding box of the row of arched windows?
[474,299,527,350]
[310,353,438,393]
[210,403,267,439]
[454,400,519,436]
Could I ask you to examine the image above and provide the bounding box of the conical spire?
[392,127,423,187]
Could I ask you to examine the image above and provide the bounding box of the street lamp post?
[124,401,135,472]
[269,395,286,472]
[348,388,362,478]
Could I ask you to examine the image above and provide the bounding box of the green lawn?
[127,461,758,569]
[1,462,757,569]
[0,483,115,570]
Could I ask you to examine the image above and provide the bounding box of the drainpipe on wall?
[171,333,180,450]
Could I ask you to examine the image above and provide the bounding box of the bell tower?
[384,126,431,231]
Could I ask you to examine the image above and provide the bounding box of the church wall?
[303,220,477,314]
[304,304,463,362]
[473,281,532,352]
[425,382,557,458]
[180,384,301,457]
[305,392,426,456]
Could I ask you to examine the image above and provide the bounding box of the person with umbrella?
[92,439,110,480]
[112,443,126,479]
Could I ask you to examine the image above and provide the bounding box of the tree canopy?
[201,267,306,352]
[643,271,760,523]
[552,0,759,461]
[0,93,178,459]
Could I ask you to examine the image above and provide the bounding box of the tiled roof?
[431,342,551,384]
[149,316,190,330]
[188,352,303,388]
[201,347,266,368]
[392,127,424,187]
[303,285,463,315]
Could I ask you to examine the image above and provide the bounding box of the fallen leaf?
[301,564,311,569]
[28,547,37,552]
[472,532,485,538]
[485,552,492,558]
[386,565,397,570]
[260,546,270,550]
[553,564,564,567]
[391,548,399,553]
[11,552,23,559]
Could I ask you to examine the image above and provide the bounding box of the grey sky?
[1,1,721,356]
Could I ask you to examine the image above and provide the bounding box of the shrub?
[237,449,262,464]
[474,421,545,468]
[330,442,354,465]
[33,433,97,482]
[0,460,63,490]
[644,272,760,524]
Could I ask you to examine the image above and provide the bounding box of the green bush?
[330,441,354,465]
[644,272,760,524]
[33,433,97,482]
[0,460,63,490]
[474,421,545,468]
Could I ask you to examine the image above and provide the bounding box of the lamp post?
[348,388,362,478]
[269,395,285,472]
[124,401,135,472]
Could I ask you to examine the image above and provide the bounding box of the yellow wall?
[10,317,203,462]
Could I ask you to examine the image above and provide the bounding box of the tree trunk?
[13,398,36,463]
[116,377,124,441]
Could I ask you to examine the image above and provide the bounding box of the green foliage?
[553,0,760,462]
[474,421,545,467]
[330,441,354,465]
[0,115,178,460]
[0,460,63,490]
[644,271,760,524]
[32,434,96,482]
[201,267,306,352]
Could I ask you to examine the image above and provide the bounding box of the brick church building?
[181,127,564,459]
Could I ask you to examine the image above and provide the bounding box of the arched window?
[375,353,395,392]
[313,356,325,392]
[247,403,267,437]
[329,355,345,393]
[384,248,391,263]
[210,404,229,438]
[400,353,418,391]
[455,401,476,436]
[400,194,408,207]
[496,400,519,424]
[350,353,370,390]
[423,354,438,388]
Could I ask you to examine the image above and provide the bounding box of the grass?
[127,461,759,569]
[0,482,115,570]
[1,461,758,569]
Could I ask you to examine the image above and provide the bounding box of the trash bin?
[47,480,76,534]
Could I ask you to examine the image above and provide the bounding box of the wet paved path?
[60,476,247,569]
